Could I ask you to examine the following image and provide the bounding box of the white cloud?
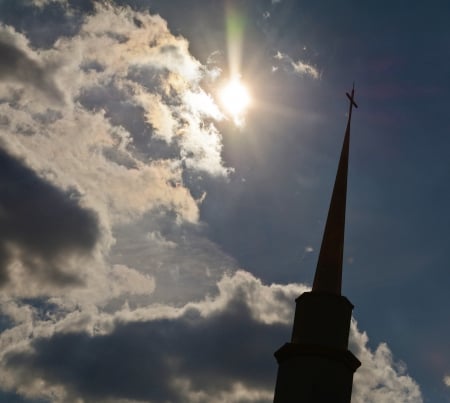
[273,51,319,79]
[350,320,423,403]
[291,60,320,79]
[444,374,450,387]
[175,380,274,403]
[0,2,234,298]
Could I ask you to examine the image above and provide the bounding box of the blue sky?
[0,0,448,402]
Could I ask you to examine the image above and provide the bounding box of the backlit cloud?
[274,51,319,79]
[2,271,421,403]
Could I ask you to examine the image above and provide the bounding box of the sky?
[0,0,448,402]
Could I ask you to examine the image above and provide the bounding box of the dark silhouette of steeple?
[273,85,361,403]
[312,84,357,295]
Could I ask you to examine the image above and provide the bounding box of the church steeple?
[273,85,361,403]
[312,85,357,295]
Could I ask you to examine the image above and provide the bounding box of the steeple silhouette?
[313,84,357,295]
[273,85,361,403]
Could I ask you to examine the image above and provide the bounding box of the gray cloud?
[4,275,295,402]
[0,30,64,102]
[2,271,421,403]
[6,301,282,402]
[0,147,99,288]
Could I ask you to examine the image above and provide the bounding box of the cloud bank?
[1,271,421,403]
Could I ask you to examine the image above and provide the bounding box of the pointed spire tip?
[311,84,358,295]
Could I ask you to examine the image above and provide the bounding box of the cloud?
[273,51,319,79]
[0,147,99,290]
[110,215,239,306]
[0,271,301,402]
[2,271,422,403]
[0,0,248,320]
[5,300,281,402]
[30,0,68,7]
[0,26,64,102]
[291,60,320,79]
[0,1,236,310]
[444,374,450,387]
[0,1,230,247]
[350,321,423,403]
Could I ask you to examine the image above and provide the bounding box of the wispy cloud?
[273,51,320,79]
[30,0,68,7]
[291,59,320,79]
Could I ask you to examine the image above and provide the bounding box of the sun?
[219,77,251,126]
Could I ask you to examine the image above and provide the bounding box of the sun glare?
[219,77,251,126]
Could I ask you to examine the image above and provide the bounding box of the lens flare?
[219,77,251,126]
[226,4,245,79]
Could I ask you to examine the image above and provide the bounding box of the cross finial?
[346,83,358,118]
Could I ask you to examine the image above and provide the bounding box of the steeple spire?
[312,84,357,295]
[273,85,361,403]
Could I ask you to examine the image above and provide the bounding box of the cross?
[346,83,358,113]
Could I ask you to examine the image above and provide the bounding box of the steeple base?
[273,292,361,403]
[274,343,360,402]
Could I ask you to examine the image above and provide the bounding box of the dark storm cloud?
[0,147,100,287]
[0,35,64,102]
[6,294,286,402]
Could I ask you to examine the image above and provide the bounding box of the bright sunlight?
[219,77,251,126]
